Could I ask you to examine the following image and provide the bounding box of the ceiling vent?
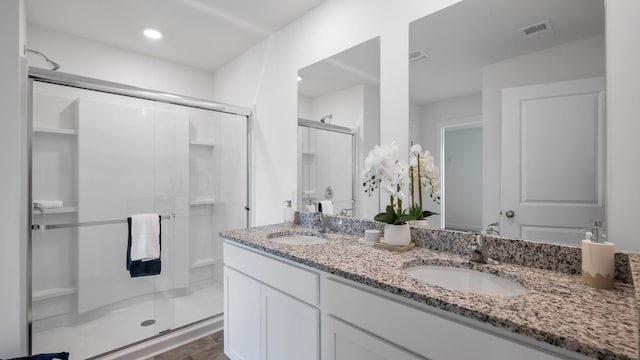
[520,20,554,38]
[409,49,429,63]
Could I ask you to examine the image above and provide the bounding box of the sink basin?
[267,231,328,245]
[405,265,528,297]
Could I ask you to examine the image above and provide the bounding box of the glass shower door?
[30,80,249,359]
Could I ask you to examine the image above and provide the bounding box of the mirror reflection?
[409,0,605,244]
[297,37,381,219]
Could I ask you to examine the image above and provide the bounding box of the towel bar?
[31,213,175,231]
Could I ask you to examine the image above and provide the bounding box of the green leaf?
[396,214,417,225]
[422,210,439,218]
[385,205,396,224]
[374,212,391,224]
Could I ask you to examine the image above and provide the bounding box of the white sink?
[268,232,328,245]
[405,265,528,297]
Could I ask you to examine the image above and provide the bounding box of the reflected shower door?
[298,124,354,216]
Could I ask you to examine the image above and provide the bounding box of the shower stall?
[28,68,250,359]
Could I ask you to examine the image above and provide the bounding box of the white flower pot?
[383,224,411,246]
[407,219,429,227]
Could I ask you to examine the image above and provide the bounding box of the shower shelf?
[32,206,78,215]
[190,199,216,206]
[33,127,78,135]
[190,140,215,147]
[190,257,216,269]
[33,287,77,302]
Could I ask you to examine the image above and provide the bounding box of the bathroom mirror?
[409,0,605,244]
[297,37,380,219]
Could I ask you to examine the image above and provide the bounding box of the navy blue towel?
[8,352,69,360]
[126,216,161,277]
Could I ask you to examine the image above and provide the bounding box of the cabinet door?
[225,267,261,360]
[262,285,319,360]
[323,317,423,360]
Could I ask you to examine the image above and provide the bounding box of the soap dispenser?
[581,221,615,289]
[283,200,295,226]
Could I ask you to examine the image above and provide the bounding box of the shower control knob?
[505,210,515,218]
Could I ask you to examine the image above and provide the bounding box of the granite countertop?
[220,223,639,360]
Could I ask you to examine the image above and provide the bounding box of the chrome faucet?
[318,213,333,233]
[339,208,352,217]
[485,222,500,236]
[468,234,488,264]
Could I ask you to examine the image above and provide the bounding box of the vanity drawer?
[224,242,319,305]
[323,278,565,360]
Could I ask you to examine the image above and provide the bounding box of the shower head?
[25,47,60,71]
[320,114,332,123]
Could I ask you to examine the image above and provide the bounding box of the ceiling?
[25,0,327,72]
[409,0,604,105]
[298,37,380,99]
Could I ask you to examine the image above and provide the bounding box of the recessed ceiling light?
[143,28,163,40]
[297,75,303,82]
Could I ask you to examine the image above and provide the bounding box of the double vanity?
[220,213,639,360]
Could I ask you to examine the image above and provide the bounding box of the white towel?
[130,214,161,262]
[33,200,64,209]
[319,200,334,215]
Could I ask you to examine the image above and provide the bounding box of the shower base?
[32,281,224,360]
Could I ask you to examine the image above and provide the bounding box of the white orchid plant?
[408,144,441,220]
[361,141,415,225]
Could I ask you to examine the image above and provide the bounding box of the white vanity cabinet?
[224,240,580,360]
[224,243,320,360]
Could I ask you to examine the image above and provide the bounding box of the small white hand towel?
[33,200,64,209]
[130,214,161,262]
[319,200,334,215]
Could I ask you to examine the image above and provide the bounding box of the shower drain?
[140,319,156,327]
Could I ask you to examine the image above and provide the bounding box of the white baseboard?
[95,315,223,360]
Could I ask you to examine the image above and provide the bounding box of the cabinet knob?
[505,210,515,218]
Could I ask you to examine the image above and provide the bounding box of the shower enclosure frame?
[297,118,357,217]
[26,67,253,355]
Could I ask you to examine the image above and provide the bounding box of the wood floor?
[147,331,230,360]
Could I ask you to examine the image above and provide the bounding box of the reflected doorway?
[441,122,482,232]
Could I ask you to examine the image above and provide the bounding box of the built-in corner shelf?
[190,199,216,206]
[33,287,77,302]
[33,206,78,215]
[33,127,78,136]
[189,140,215,148]
[190,258,217,269]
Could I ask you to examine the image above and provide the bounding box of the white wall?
[482,34,605,229]
[306,84,364,128]
[298,95,312,119]
[211,0,461,225]
[0,1,27,356]
[362,84,381,219]
[27,26,215,100]
[606,0,640,252]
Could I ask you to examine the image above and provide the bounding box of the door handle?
[505,210,515,218]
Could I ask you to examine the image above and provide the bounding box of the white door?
[323,317,423,360]
[501,77,605,244]
[261,286,319,360]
